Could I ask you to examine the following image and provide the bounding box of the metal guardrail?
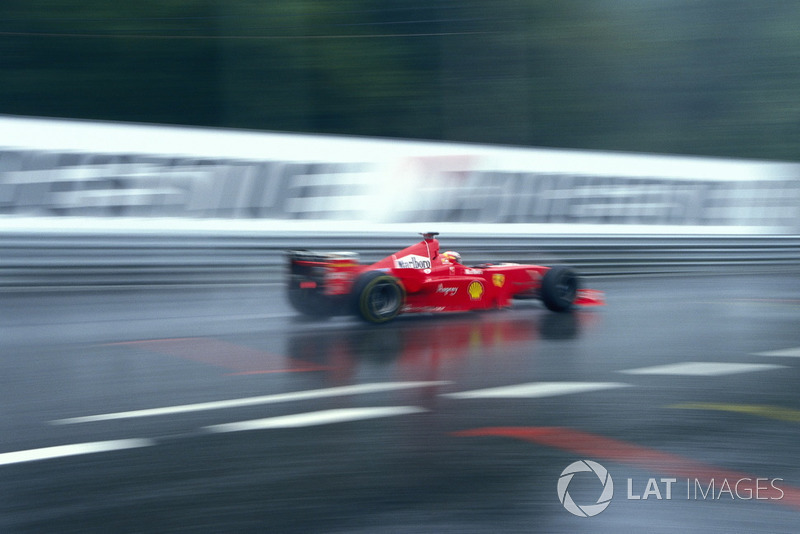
[2,232,799,287]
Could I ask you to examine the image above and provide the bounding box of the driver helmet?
[441,251,461,264]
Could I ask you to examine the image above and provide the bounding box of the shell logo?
[468,281,484,300]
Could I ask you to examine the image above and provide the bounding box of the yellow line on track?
[669,402,800,423]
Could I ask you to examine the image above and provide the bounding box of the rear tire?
[541,266,579,312]
[351,271,404,323]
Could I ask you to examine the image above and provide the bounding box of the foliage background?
[2,0,799,161]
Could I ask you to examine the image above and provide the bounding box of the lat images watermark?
[557,461,785,517]
[557,460,614,517]
[626,476,785,501]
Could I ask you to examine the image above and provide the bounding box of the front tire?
[352,271,404,323]
[541,265,579,312]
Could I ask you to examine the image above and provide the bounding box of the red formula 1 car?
[287,232,604,324]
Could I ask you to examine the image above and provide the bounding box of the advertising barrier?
[2,115,798,231]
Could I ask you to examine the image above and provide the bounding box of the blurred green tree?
[1,0,799,161]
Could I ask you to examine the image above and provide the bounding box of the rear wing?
[287,250,361,295]
[287,250,360,268]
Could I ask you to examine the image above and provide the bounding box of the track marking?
[204,406,427,433]
[453,426,800,511]
[618,362,786,376]
[754,347,800,358]
[441,382,631,399]
[49,381,451,425]
[0,439,154,467]
[670,402,800,423]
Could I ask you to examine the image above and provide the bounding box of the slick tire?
[541,265,579,312]
[351,271,404,324]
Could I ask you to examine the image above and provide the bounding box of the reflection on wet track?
[2,274,800,533]
[285,311,592,384]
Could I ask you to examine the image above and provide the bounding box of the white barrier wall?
[1,115,799,233]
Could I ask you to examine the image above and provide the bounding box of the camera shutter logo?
[557,460,614,517]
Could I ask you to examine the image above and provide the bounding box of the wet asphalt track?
[2,273,800,533]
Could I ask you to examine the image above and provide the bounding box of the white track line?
[754,347,800,358]
[204,406,427,433]
[441,382,631,399]
[0,439,155,467]
[50,381,451,425]
[618,362,786,376]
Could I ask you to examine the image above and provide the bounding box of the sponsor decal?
[394,254,432,270]
[436,284,458,296]
[492,273,506,288]
[468,281,484,300]
[324,271,352,281]
[402,305,446,313]
[465,268,483,275]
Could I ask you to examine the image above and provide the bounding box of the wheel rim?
[556,273,577,302]
[368,282,401,317]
